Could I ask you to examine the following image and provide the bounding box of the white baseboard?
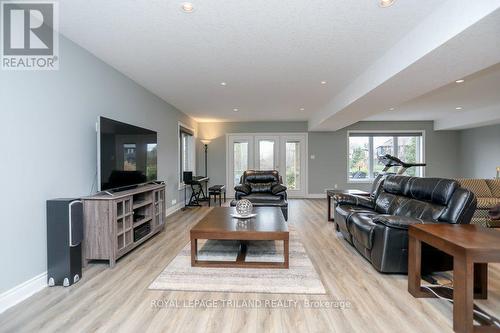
[0,271,47,314]
[166,201,184,217]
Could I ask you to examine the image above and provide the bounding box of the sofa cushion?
[373,215,431,230]
[271,184,287,195]
[243,170,280,185]
[477,197,500,209]
[486,179,500,198]
[243,193,284,203]
[336,205,375,221]
[394,199,445,221]
[383,176,458,206]
[249,182,273,193]
[375,192,410,215]
[456,179,493,197]
[348,213,377,250]
[404,177,459,206]
[234,184,251,194]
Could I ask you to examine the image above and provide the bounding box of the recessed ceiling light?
[379,0,396,8]
[320,81,327,85]
[455,79,465,83]
[181,2,194,13]
[299,108,305,111]
[456,106,463,110]
[389,107,395,111]
[220,82,227,86]
[233,108,239,112]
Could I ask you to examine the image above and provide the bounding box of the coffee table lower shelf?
[190,238,289,269]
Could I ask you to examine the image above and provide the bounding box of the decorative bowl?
[235,199,253,216]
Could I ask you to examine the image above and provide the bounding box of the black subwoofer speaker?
[46,198,83,287]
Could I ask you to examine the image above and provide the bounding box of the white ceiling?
[58,1,500,129]
[59,0,442,122]
[366,63,500,122]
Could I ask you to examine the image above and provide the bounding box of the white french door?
[227,135,254,198]
[227,133,307,198]
[255,135,280,171]
[280,135,307,197]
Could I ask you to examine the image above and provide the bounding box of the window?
[258,140,275,170]
[348,132,424,181]
[285,141,301,190]
[233,141,249,186]
[179,124,195,184]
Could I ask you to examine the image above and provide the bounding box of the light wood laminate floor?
[1,199,499,332]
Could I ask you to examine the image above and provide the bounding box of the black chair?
[334,175,477,273]
[231,170,288,220]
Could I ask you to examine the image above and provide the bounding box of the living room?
[1,1,500,332]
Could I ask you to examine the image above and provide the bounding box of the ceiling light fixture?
[455,106,463,110]
[389,107,395,111]
[320,81,327,85]
[455,79,465,83]
[233,108,239,112]
[379,0,396,8]
[299,108,305,111]
[220,82,227,86]
[181,2,195,13]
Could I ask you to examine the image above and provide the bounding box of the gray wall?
[197,121,461,194]
[458,124,500,178]
[0,36,196,294]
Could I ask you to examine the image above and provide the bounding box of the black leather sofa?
[231,170,288,220]
[334,175,477,273]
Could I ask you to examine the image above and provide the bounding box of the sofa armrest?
[373,215,436,230]
[271,184,287,195]
[234,184,251,195]
[333,194,374,209]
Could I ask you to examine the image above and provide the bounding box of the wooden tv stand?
[82,184,166,268]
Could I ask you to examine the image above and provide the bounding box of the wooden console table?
[408,224,500,333]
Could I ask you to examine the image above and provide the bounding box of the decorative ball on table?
[235,199,253,217]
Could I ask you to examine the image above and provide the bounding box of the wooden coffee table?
[190,207,289,269]
[408,224,500,333]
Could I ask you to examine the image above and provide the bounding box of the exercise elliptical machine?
[378,154,426,176]
[342,154,426,199]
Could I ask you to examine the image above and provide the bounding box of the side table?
[408,224,500,333]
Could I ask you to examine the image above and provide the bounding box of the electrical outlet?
[310,154,315,160]
[171,199,177,205]
[334,184,338,189]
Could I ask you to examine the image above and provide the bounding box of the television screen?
[98,117,157,191]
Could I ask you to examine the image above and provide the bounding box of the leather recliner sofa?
[334,175,477,273]
[231,170,288,220]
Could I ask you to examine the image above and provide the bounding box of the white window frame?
[178,121,196,190]
[346,130,426,184]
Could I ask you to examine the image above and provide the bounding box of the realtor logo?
[1,1,59,70]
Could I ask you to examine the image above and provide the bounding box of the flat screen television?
[97,116,157,191]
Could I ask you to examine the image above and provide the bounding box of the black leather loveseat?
[231,170,288,220]
[334,175,477,273]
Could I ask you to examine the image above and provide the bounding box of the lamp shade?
[200,139,211,145]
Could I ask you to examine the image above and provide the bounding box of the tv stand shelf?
[82,183,166,268]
